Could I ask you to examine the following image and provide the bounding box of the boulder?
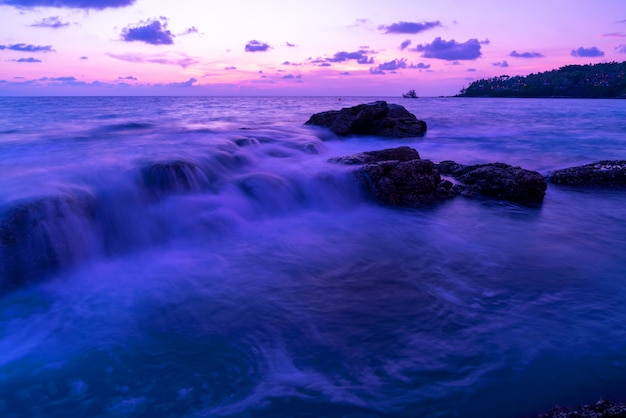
[329,146,421,165]
[305,101,427,138]
[536,399,626,418]
[139,160,212,198]
[548,160,626,186]
[331,146,456,206]
[0,194,97,292]
[437,161,547,203]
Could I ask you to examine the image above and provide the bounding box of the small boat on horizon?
[402,89,418,99]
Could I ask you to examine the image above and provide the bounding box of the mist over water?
[1,96,625,417]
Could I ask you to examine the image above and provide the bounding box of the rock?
[305,101,427,138]
[329,146,421,165]
[438,161,547,203]
[139,160,212,197]
[0,194,97,292]
[536,399,626,418]
[331,146,457,206]
[549,160,626,186]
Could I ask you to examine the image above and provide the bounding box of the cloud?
[400,39,411,50]
[467,68,477,72]
[79,56,88,60]
[347,18,374,30]
[117,75,137,80]
[282,74,302,80]
[178,26,199,36]
[616,45,626,54]
[0,43,54,52]
[379,21,441,34]
[510,50,544,58]
[415,37,483,60]
[48,76,76,81]
[30,16,70,28]
[107,52,197,68]
[16,57,42,62]
[493,60,509,67]
[570,46,604,57]
[324,50,373,64]
[121,18,174,45]
[339,71,351,76]
[409,62,430,69]
[286,42,297,47]
[370,58,407,74]
[601,32,626,38]
[0,0,136,8]
[166,77,196,87]
[245,40,270,52]
[369,59,429,74]
[224,66,236,70]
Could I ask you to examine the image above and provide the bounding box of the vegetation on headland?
[457,61,626,98]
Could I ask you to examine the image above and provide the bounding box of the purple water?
[1,96,625,417]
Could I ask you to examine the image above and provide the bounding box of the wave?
[0,136,362,293]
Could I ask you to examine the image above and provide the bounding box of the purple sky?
[1,0,625,96]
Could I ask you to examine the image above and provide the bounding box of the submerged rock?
[437,160,547,203]
[305,101,427,138]
[549,160,626,187]
[331,146,456,206]
[536,399,626,418]
[0,194,97,291]
[329,146,421,165]
[140,160,210,196]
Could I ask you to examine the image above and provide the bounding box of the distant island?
[456,61,626,98]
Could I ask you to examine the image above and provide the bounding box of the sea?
[0,96,625,418]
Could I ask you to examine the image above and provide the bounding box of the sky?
[0,0,625,96]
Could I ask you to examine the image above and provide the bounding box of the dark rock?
[305,101,427,138]
[331,146,457,206]
[437,161,547,203]
[140,160,211,197]
[437,160,467,176]
[329,146,421,165]
[549,160,626,186]
[536,399,626,418]
[0,194,97,292]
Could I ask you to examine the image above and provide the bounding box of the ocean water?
[0,96,625,418]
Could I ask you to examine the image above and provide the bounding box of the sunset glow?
[1,0,625,96]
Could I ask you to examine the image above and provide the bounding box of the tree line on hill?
[457,61,626,98]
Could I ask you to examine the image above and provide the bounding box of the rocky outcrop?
[140,160,212,196]
[329,146,421,165]
[0,194,97,291]
[331,146,457,206]
[548,160,626,187]
[305,101,427,138]
[437,160,547,203]
[536,399,626,418]
[331,147,549,206]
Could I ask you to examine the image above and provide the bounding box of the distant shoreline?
[456,61,626,99]
[450,95,626,99]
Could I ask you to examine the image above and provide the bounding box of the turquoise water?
[0,97,625,417]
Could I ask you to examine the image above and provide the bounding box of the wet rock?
[0,194,97,291]
[549,160,626,187]
[305,101,427,138]
[536,399,626,418]
[437,160,547,203]
[331,146,457,206]
[329,146,421,165]
[140,160,211,196]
